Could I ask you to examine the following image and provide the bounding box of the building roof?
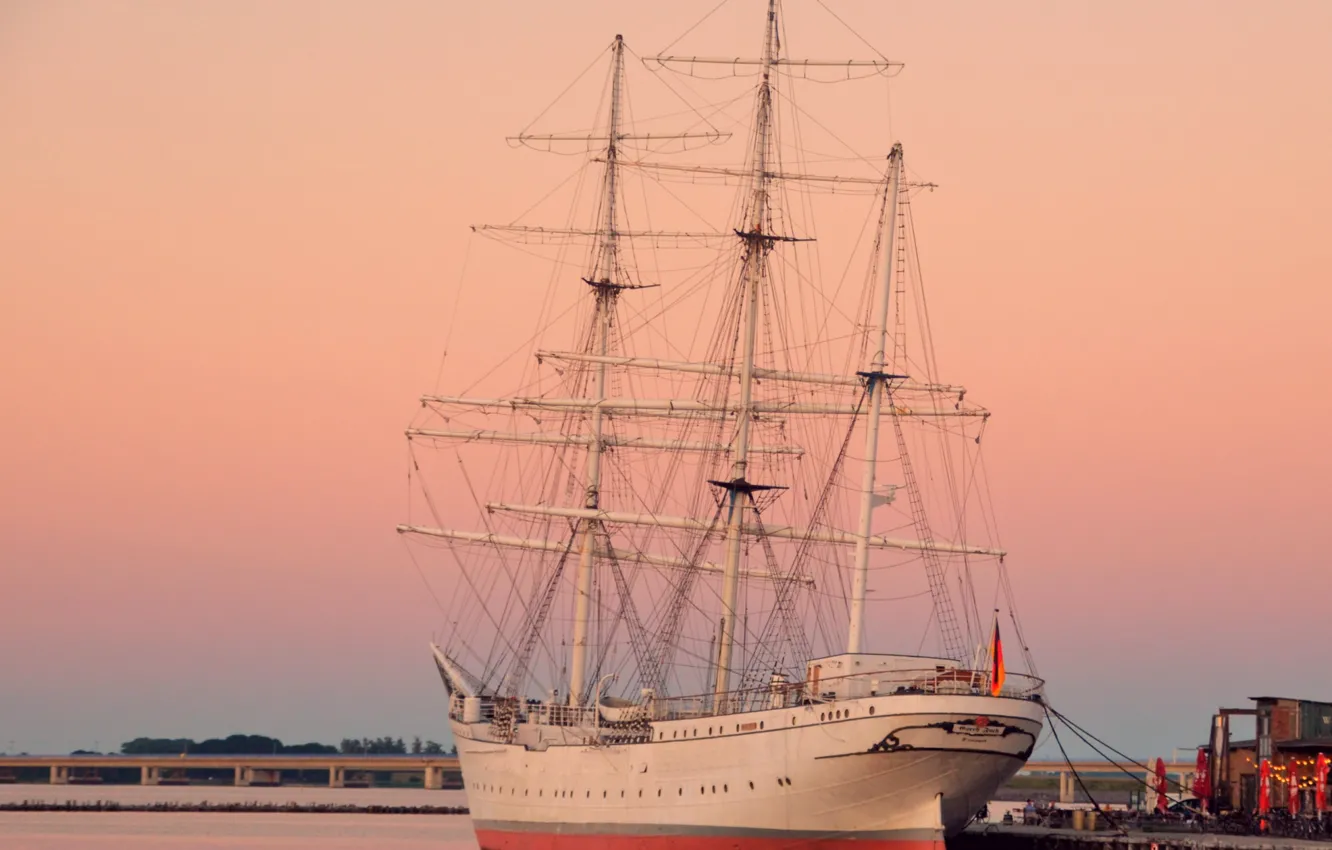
[1229,738,1332,753]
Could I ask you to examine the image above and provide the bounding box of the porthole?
[693,729,698,737]
[735,724,740,732]
[777,778,783,787]
[711,785,716,793]
[749,781,755,790]
[869,706,875,715]
[602,790,606,798]
[657,789,662,797]
[708,726,713,734]
[759,721,764,730]
[785,776,792,785]
[673,731,678,739]
[791,717,796,725]
[525,790,529,797]
[820,712,825,721]
[724,784,729,792]
[639,790,643,797]
[678,788,683,796]
[620,790,624,798]
[700,786,705,794]
[539,790,543,797]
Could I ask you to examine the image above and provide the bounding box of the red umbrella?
[1192,747,1211,811]
[1317,753,1328,814]
[1155,757,1168,813]
[1259,758,1272,815]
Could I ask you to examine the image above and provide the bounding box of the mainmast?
[568,34,625,706]
[713,0,779,704]
[847,144,903,654]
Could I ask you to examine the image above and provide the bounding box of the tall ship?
[400,2,1045,847]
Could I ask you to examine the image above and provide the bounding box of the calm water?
[0,785,479,849]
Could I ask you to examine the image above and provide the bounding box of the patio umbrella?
[1155,757,1168,813]
[1192,747,1210,811]
[1259,758,1271,815]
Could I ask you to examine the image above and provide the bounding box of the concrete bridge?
[0,755,1191,801]
[0,755,461,789]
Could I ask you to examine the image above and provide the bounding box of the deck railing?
[451,668,1044,732]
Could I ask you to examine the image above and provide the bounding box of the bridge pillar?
[235,766,252,786]
[1058,770,1075,803]
[424,766,443,790]
[329,766,345,788]
[50,765,70,785]
[140,766,160,786]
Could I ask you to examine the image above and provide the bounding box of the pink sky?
[2,0,1330,756]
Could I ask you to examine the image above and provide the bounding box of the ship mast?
[847,144,903,655]
[568,34,626,706]
[713,0,779,704]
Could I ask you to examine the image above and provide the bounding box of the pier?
[957,823,1332,850]
[0,755,461,789]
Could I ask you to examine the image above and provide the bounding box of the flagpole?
[972,608,998,672]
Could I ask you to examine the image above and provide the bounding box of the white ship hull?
[454,692,1043,849]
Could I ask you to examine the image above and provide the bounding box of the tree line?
[114,734,453,756]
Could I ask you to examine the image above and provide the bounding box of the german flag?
[988,620,1005,697]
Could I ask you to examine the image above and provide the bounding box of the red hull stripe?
[475,829,945,850]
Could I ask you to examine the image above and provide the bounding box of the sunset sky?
[2,0,1330,759]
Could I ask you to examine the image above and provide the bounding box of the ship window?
[724,784,728,792]
[785,776,792,785]
[711,785,716,793]
[586,791,590,798]
[708,727,713,735]
[820,712,825,721]
[678,788,683,796]
[525,790,528,797]
[869,706,875,715]
[638,790,642,797]
[673,731,678,739]
[777,778,783,786]
[759,722,764,730]
[735,724,740,732]
[657,789,662,797]
[700,786,705,794]
[791,717,797,725]
[538,790,542,797]
[620,790,624,797]
[749,781,754,790]
[693,729,697,737]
